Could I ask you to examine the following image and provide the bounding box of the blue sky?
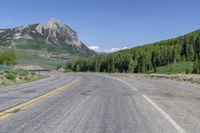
[0,0,200,52]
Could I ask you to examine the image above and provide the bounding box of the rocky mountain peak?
[34,18,81,47]
[46,17,66,30]
[48,17,62,25]
[0,18,96,56]
[36,18,65,33]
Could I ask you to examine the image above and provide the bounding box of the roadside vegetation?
[0,48,16,65]
[0,46,74,69]
[156,62,193,74]
[0,68,41,87]
[66,29,200,74]
[15,48,66,69]
[0,49,41,87]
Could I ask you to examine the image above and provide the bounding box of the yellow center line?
[0,77,81,120]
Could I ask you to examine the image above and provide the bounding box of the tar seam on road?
[0,77,81,120]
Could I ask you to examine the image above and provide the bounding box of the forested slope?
[66,29,200,73]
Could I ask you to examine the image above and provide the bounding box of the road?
[0,72,199,133]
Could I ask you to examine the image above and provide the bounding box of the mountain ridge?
[0,18,96,56]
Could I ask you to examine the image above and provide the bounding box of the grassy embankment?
[0,68,42,87]
[0,46,66,69]
[156,62,193,74]
[16,49,66,69]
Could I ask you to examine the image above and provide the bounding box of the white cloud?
[88,45,101,52]
[89,45,128,53]
[104,47,128,53]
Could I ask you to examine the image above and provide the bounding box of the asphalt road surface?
[0,72,199,133]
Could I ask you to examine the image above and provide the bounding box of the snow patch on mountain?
[16,25,29,31]
[14,33,32,40]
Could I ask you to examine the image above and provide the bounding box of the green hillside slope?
[66,29,200,74]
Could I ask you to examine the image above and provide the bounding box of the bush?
[24,76,31,80]
[19,70,28,76]
[56,65,62,70]
[0,49,16,65]
[65,69,73,72]
[5,73,16,80]
[186,68,190,74]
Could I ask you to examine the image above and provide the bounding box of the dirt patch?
[146,74,200,84]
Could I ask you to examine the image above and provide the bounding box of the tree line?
[0,49,16,66]
[66,29,200,74]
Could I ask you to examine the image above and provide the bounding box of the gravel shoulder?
[146,74,200,84]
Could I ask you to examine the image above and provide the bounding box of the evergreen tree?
[195,35,200,58]
[188,44,195,61]
[193,59,200,74]
[75,64,80,72]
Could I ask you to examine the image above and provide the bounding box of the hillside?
[66,29,200,74]
[0,18,96,68]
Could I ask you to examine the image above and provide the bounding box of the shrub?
[5,73,16,80]
[65,69,72,72]
[0,49,16,65]
[186,68,190,74]
[24,76,31,80]
[56,65,62,70]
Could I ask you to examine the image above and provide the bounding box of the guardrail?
[27,69,51,72]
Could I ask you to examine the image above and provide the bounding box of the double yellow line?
[0,77,80,120]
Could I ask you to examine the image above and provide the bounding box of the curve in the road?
[0,77,80,120]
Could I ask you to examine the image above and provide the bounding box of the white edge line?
[81,73,138,91]
[94,73,185,133]
[142,94,186,133]
[90,75,138,91]
[105,73,186,133]
[111,77,138,91]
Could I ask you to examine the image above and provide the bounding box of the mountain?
[0,18,96,56]
[66,28,200,74]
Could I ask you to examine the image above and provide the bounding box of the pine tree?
[188,44,195,61]
[94,62,100,72]
[75,64,80,72]
[193,59,200,74]
[195,35,200,58]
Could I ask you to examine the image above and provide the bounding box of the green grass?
[0,46,83,69]
[0,46,73,69]
[156,62,194,74]
[15,49,67,69]
[0,68,42,87]
[14,48,90,69]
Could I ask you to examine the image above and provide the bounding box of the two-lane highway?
[0,73,196,133]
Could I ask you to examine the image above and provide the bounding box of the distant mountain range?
[0,18,96,56]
